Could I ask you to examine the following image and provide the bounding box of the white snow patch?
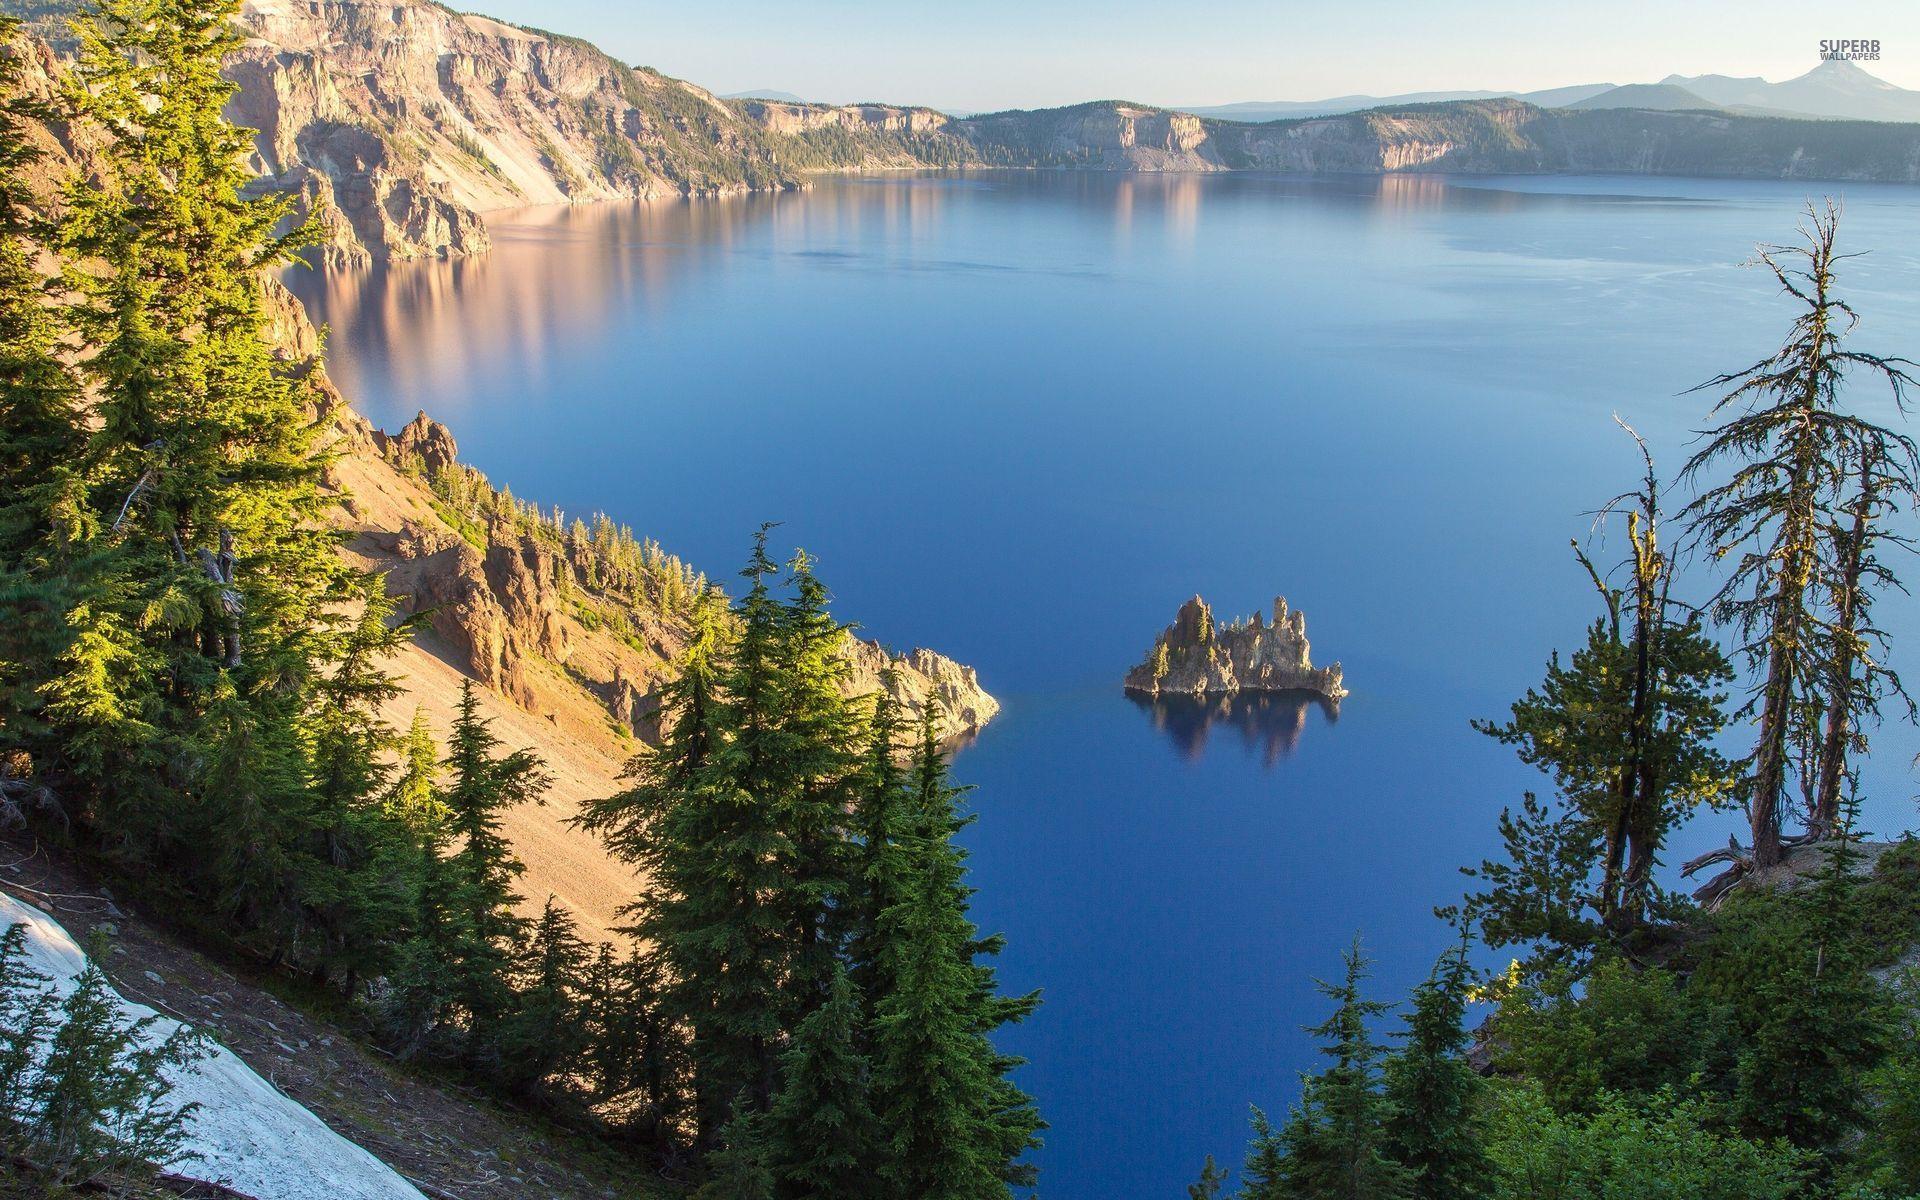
[0,892,426,1200]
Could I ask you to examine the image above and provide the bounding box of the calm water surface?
[288,172,1920,1200]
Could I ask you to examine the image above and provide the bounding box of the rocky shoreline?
[1124,595,1346,702]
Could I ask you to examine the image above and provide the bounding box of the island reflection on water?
[1127,689,1340,768]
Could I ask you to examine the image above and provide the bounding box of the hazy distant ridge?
[1183,83,1616,122]
[1192,59,1920,125]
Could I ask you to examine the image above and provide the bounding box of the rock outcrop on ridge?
[1125,595,1346,701]
[332,406,998,748]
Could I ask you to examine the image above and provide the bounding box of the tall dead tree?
[1682,201,1917,870]
[1807,440,1914,838]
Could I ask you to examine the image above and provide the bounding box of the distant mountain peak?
[1807,57,1878,77]
[1656,59,1920,121]
[1658,71,1765,88]
[1795,57,1900,91]
[1568,83,1724,112]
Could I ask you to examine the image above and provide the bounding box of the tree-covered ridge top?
[358,405,997,752]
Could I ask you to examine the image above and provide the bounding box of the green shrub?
[1484,1082,1810,1200]
[1490,959,1729,1114]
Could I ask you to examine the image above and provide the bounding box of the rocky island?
[1125,595,1346,701]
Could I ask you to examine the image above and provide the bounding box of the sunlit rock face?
[1124,595,1346,702]
[842,636,1001,742]
[223,0,800,265]
[356,409,998,745]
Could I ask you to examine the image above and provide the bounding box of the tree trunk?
[1605,509,1662,927]
[1750,591,1797,869]
[1812,468,1871,837]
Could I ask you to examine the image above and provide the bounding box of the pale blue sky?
[467,0,1920,111]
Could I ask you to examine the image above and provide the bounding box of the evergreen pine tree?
[696,1100,776,1200]
[1189,1154,1229,1200]
[773,547,863,1007]
[1382,947,1489,1200]
[0,922,57,1155]
[0,12,82,558]
[768,962,882,1200]
[1861,966,1920,1193]
[577,937,688,1140]
[382,723,463,1059]
[870,711,1042,1199]
[0,13,92,757]
[497,895,590,1101]
[441,679,545,1053]
[1268,940,1412,1200]
[48,0,354,910]
[388,706,445,830]
[26,948,206,1182]
[848,671,908,1029]
[1701,807,1887,1152]
[1462,438,1734,967]
[192,678,309,944]
[1681,203,1918,867]
[700,526,810,1114]
[382,825,461,1060]
[298,574,416,991]
[1238,1106,1287,1200]
[615,945,688,1145]
[580,941,630,1100]
[576,563,787,1141]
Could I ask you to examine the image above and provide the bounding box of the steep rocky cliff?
[844,638,1000,737]
[11,0,789,264]
[1215,98,1920,179]
[1104,97,1920,180]
[223,0,806,266]
[730,98,980,170]
[841,94,1920,181]
[1125,595,1346,701]
[1215,99,1546,172]
[958,102,1229,170]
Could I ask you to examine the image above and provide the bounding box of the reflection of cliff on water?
[1129,689,1338,768]
[281,180,976,430]
[282,169,1567,443]
[283,191,789,425]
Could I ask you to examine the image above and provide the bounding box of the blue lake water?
[287,171,1920,1199]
